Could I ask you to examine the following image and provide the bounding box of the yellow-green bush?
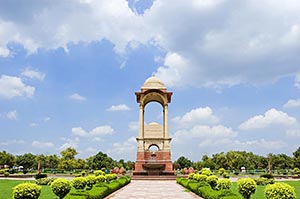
[237,178,257,199]
[72,177,87,190]
[264,182,296,199]
[216,178,232,190]
[13,183,41,199]
[50,178,72,199]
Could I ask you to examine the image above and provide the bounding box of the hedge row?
[65,176,131,199]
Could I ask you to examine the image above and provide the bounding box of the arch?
[148,144,160,151]
[142,91,167,107]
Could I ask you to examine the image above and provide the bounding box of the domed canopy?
[141,76,166,90]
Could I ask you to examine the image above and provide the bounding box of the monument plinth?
[133,76,174,176]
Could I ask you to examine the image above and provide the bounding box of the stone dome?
[141,76,166,90]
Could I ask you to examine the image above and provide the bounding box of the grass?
[0,180,56,199]
[232,181,300,199]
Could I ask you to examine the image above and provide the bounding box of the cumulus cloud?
[239,108,298,130]
[0,1,299,88]
[128,121,139,132]
[32,141,54,148]
[173,125,237,144]
[72,125,114,137]
[284,99,300,108]
[6,110,18,120]
[107,104,130,111]
[21,68,45,81]
[0,75,35,98]
[172,107,219,127]
[107,136,136,160]
[69,93,86,101]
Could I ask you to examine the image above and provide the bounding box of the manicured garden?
[177,168,300,199]
[0,171,131,199]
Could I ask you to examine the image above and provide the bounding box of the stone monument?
[133,76,174,175]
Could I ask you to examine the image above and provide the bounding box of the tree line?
[2,147,300,172]
[174,147,300,172]
[0,147,134,172]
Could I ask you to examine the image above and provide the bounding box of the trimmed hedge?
[50,178,72,199]
[66,176,131,199]
[176,177,241,199]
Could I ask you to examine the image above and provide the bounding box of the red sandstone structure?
[133,76,174,175]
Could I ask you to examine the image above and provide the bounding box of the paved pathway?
[105,180,201,199]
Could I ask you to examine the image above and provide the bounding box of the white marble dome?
[141,76,166,90]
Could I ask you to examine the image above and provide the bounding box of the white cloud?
[239,108,298,130]
[128,121,139,132]
[59,137,80,150]
[21,68,45,81]
[90,126,114,136]
[0,75,35,98]
[72,127,88,137]
[295,74,300,89]
[0,1,299,88]
[29,123,38,127]
[0,139,26,146]
[72,125,114,137]
[107,137,136,160]
[173,124,237,144]
[172,107,219,127]
[44,117,51,122]
[6,110,18,120]
[32,141,54,148]
[107,104,130,111]
[69,93,86,101]
[284,99,300,108]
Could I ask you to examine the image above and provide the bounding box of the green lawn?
[232,181,300,199]
[0,180,56,199]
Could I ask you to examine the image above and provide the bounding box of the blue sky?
[0,0,300,161]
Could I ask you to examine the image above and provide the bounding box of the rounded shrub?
[206,175,218,189]
[106,173,118,182]
[94,170,105,176]
[218,168,226,176]
[86,175,96,188]
[216,178,232,190]
[188,172,195,179]
[200,168,212,176]
[193,174,207,182]
[96,175,106,183]
[50,178,71,199]
[13,183,41,199]
[237,178,257,199]
[72,177,87,189]
[264,182,296,199]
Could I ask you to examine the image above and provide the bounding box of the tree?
[58,147,78,171]
[174,156,193,169]
[44,154,59,169]
[86,151,116,170]
[16,153,37,170]
[0,150,16,167]
[293,147,300,168]
[60,147,78,160]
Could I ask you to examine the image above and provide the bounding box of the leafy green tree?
[16,153,37,169]
[0,150,16,167]
[293,147,300,168]
[201,155,216,169]
[44,154,59,169]
[60,147,78,160]
[174,156,193,169]
[86,151,117,170]
[58,147,78,171]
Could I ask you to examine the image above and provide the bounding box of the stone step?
[131,175,178,180]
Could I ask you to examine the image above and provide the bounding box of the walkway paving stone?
[105,180,201,199]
